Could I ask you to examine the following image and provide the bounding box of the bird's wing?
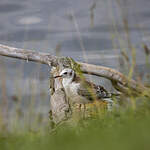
[77,83,95,101]
[76,79,112,102]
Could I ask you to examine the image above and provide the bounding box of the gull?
[54,68,118,109]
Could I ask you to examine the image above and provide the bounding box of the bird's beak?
[54,75,62,78]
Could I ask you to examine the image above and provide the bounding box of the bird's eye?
[69,72,72,76]
[64,72,67,75]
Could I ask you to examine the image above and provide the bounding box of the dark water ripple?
[0,3,25,13]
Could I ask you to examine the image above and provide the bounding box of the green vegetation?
[0,98,150,150]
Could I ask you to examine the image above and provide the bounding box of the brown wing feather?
[74,74,111,101]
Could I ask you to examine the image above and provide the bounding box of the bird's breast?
[64,82,79,96]
[64,83,90,104]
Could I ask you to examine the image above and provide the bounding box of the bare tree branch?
[0,44,58,66]
[79,62,146,93]
[0,44,147,94]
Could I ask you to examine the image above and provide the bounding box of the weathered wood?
[50,88,71,124]
[49,60,73,125]
[0,44,146,94]
[0,44,58,66]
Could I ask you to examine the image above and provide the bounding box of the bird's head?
[54,68,75,84]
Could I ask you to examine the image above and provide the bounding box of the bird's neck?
[62,78,73,87]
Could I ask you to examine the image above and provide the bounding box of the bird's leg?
[79,104,82,111]
[83,104,86,118]
[103,99,113,111]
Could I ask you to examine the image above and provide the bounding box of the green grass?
[0,99,150,150]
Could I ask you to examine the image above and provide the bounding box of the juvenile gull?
[54,68,118,108]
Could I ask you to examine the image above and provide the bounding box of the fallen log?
[0,44,145,92]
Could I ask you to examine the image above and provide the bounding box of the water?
[0,0,150,126]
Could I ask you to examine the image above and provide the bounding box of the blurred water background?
[0,0,150,130]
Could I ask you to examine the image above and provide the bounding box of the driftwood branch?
[80,62,146,94]
[0,44,58,66]
[0,44,146,94]
[49,67,71,125]
[0,44,125,82]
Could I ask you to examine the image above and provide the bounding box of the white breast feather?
[64,82,90,104]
